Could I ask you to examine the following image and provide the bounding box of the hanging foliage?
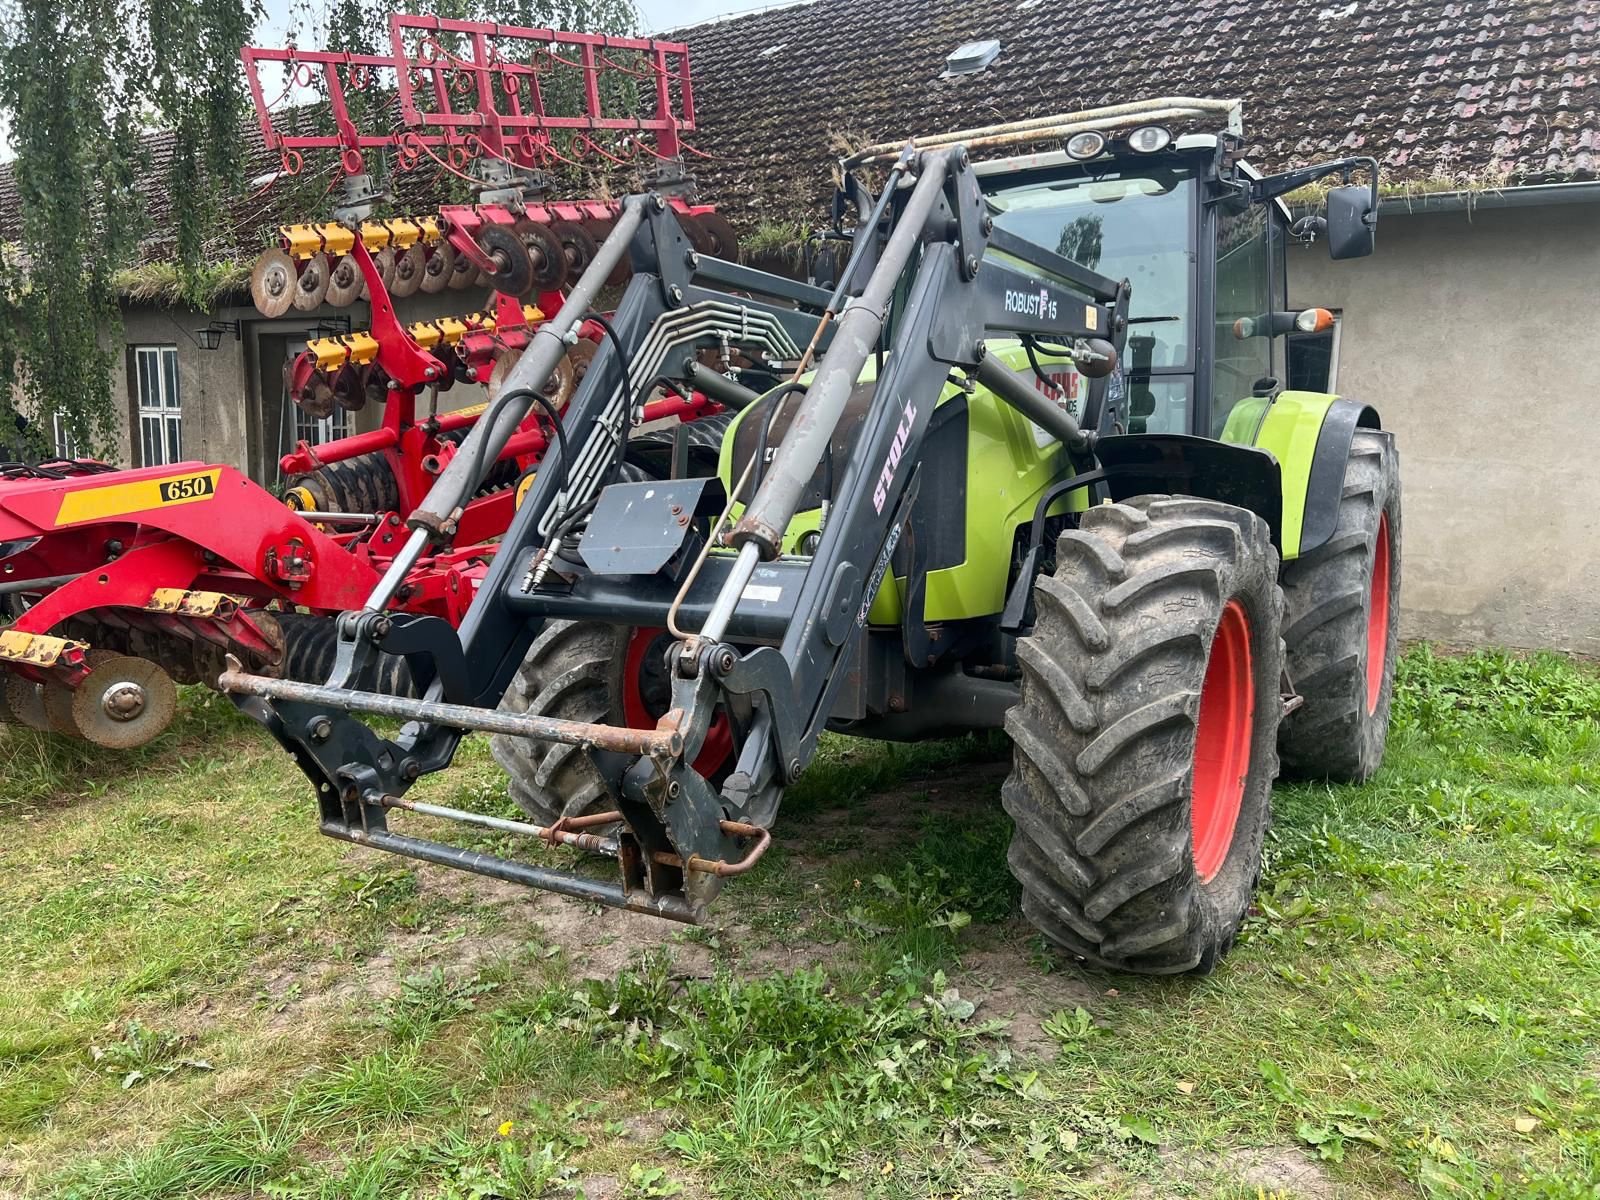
[0,0,262,457]
[0,0,641,461]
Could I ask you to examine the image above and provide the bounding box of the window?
[988,166,1196,369]
[295,404,352,446]
[1210,203,1271,436]
[134,346,182,465]
[51,411,80,460]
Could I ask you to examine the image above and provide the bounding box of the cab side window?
[1211,204,1271,436]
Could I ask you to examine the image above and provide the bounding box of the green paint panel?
[716,342,1085,625]
[1219,388,1341,560]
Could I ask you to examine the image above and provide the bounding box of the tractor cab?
[971,105,1377,442]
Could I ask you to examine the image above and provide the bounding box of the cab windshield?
[986,166,1195,369]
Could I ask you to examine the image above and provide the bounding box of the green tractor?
[233,98,1400,977]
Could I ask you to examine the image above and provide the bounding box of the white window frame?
[294,399,352,447]
[51,411,80,460]
[134,345,183,466]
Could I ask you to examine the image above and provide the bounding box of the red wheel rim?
[1191,600,1255,884]
[621,628,734,777]
[1365,513,1392,714]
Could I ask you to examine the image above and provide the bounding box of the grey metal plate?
[579,478,709,576]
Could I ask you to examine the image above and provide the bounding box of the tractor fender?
[1094,433,1286,550]
[1245,393,1381,560]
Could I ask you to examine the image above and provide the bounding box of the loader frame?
[226,151,1131,919]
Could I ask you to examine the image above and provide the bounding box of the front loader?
[227,97,1400,974]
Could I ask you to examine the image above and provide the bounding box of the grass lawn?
[0,646,1596,1199]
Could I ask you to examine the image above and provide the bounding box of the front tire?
[1003,497,1285,975]
[1278,429,1401,782]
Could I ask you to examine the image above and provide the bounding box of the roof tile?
[676,0,1600,224]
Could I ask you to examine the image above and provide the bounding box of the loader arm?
[224,150,1128,922]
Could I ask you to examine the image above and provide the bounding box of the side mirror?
[1325,185,1376,260]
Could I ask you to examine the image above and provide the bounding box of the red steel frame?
[240,15,695,179]
[0,15,724,711]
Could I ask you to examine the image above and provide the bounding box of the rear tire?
[1278,430,1401,782]
[1003,497,1284,974]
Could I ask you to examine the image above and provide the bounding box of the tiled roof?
[676,0,1600,225]
[2,0,1593,269]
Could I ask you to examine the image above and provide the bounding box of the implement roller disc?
[250,247,297,318]
[4,674,50,732]
[390,244,427,298]
[485,350,521,403]
[373,246,398,290]
[292,252,332,312]
[325,255,363,307]
[288,358,336,420]
[420,243,455,294]
[513,220,568,291]
[42,678,81,735]
[69,653,178,749]
[476,224,535,297]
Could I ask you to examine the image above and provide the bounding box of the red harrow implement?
[0,16,740,749]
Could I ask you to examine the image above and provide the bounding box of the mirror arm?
[1251,155,1379,222]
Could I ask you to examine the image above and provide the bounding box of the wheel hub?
[101,681,148,721]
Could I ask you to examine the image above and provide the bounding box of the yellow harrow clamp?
[146,589,238,619]
[280,224,328,260]
[0,629,89,669]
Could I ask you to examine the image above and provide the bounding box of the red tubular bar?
[241,17,694,179]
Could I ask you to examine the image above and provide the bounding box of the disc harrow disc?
[678,213,716,256]
[390,244,427,298]
[447,246,477,290]
[288,356,335,419]
[696,211,742,262]
[250,247,297,318]
[486,349,521,403]
[3,674,50,732]
[581,217,630,286]
[567,337,598,387]
[543,352,577,409]
[548,220,599,277]
[42,678,81,735]
[513,220,569,291]
[325,254,363,307]
[420,243,455,294]
[292,252,332,312]
[372,246,397,290]
[472,223,534,296]
[69,653,178,749]
[331,363,369,412]
[364,368,390,407]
